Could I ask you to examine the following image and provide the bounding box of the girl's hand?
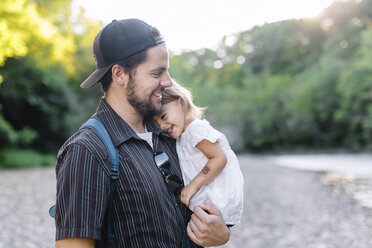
[180,184,197,207]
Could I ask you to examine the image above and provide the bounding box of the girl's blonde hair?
[162,81,205,119]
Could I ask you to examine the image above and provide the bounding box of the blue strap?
[80,116,119,244]
[80,116,119,176]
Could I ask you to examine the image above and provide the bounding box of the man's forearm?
[56,238,95,248]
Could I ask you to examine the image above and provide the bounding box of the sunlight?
[73,0,336,51]
[267,0,335,19]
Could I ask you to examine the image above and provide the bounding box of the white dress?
[176,119,244,225]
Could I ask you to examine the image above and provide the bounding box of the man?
[55,18,230,247]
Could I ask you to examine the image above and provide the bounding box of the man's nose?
[160,71,172,88]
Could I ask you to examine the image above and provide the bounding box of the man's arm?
[55,143,109,245]
[186,203,231,247]
[56,238,95,248]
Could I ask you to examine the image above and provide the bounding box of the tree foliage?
[0,0,102,152]
[170,0,372,151]
[0,0,76,74]
[1,0,372,156]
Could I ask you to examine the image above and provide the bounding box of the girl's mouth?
[164,125,174,136]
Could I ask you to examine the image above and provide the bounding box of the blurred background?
[1,0,372,247]
[1,0,372,167]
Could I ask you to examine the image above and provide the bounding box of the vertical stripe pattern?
[55,99,190,247]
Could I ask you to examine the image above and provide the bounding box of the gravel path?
[0,167,55,248]
[225,155,372,248]
[1,154,372,247]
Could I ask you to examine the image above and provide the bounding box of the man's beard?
[126,78,162,117]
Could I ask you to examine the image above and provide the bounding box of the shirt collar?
[95,99,163,146]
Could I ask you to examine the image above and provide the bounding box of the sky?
[73,0,335,53]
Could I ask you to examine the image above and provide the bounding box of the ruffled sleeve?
[186,119,223,148]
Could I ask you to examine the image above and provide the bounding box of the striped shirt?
[55,99,195,247]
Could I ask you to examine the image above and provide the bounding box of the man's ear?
[111,64,129,86]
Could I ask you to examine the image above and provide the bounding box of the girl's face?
[154,99,189,139]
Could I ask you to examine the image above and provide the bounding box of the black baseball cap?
[80,18,165,88]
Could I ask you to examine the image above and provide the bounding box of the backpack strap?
[80,116,119,176]
[79,115,119,244]
[49,115,119,244]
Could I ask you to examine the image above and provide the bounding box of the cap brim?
[80,66,112,88]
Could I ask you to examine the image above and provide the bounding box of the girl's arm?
[181,139,227,207]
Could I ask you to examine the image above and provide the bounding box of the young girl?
[154,81,244,226]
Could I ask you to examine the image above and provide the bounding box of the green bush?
[0,149,56,169]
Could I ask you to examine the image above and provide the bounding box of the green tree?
[335,28,372,148]
[0,0,76,77]
[0,0,101,153]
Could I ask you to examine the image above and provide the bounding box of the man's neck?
[104,95,146,133]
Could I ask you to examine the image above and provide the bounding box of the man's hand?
[187,202,231,247]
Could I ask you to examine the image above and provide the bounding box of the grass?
[0,149,56,169]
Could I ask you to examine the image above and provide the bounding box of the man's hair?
[100,26,162,92]
[100,50,148,92]
[161,81,205,119]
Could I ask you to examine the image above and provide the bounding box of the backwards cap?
[80,19,164,88]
